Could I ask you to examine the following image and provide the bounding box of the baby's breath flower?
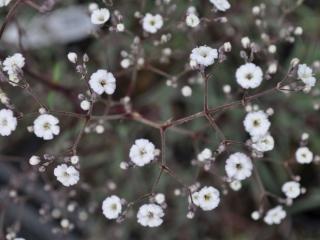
[0,109,17,136]
[209,0,231,12]
[129,139,156,167]
[29,155,41,166]
[297,64,317,88]
[0,0,11,7]
[33,114,60,140]
[54,164,79,187]
[137,204,164,227]
[243,110,270,137]
[67,52,77,64]
[89,69,116,95]
[197,186,220,211]
[80,100,90,111]
[282,181,301,199]
[91,8,110,25]
[190,46,218,67]
[263,206,286,225]
[186,14,200,28]
[197,148,212,162]
[142,13,163,34]
[181,85,192,97]
[251,134,275,152]
[102,195,122,219]
[236,63,263,89]
[295,146,313,164]
[225,152,253,181]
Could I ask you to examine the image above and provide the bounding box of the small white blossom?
[142,13,163,34]
[137,204,164,227]
[209,0,231,12]
[102,195,122,219]
[225,152,253,181]
[294,26,303,36]
[243,111,271,137]
[89,69,116,95]
[198,186,220,211]
[70,155,79,165]
[264,206,286,225]
[189,191,200,206]
[95,125,105,134]
[197,148,212,162]
[0,109,17,136]
[181,85,192,97]
[129,139,156,166]
[116,23,125,32]
[251,211,260,220]
[282,181,301,199]
[190,46,218,67]
[229,180,242,191]
[155,193,165,205]
[186,14,200,28]
[2,53,25,76]
[0,0,11,7]
[252,134,275,152]
[88,3,98,13]
[223,42,232,52]
[295,146,313,164]
[120,58,131,69]
[67,52,77,63]
[91,8,110,25]
[29,155,41,165]
[236,63,263,89]
[80,100,91,111]
[297,64,316,88]
[54,164,79,187]
[241,37,251,48]
[33,114,60,140]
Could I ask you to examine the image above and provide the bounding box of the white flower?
[190,46,218,67]
[197,148,212,162]
[198,186,220,211]
[129,138,156,167]
[0,109,17,136]
[2,53,25,76]
[67,52,77,63]
[137,204,164,227]
[80,100,91,111]
[29,155,41,165]
[54,164,79,187]
[209,0,231,11]
[142,13,163,34]
[181,85,192,97]
[89,69,116,95]
[297,64,316,88]
[251,211,260,220]
[0,0,11,8]
[243,111,271,137]
[236,63,263,89]
[186,14,200,28]
[102,195,122,219]
[189,191,200,206]
[295,146,313,164]
[264,206,286,225]
[252,134,274,152]
[229,180,242,191]
[154,193,165,205]
[282,181,301,199]
[225,152,253,181]
[91,8,110,25]
[33,114,60,140]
